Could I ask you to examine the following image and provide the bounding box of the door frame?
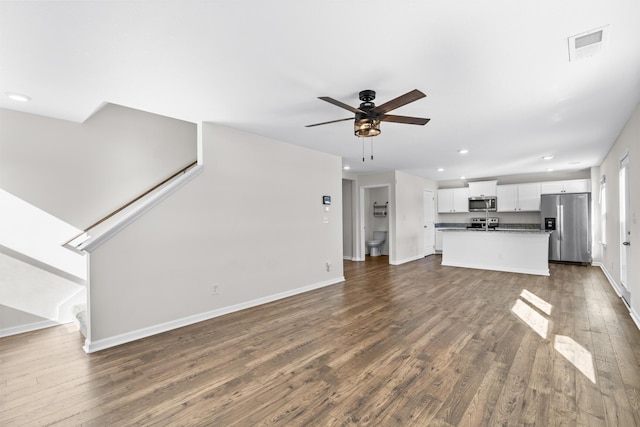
[619,151,631,306]
[359,184,392,263]
[423,189,435,256]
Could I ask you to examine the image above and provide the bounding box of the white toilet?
[366,231,387,257]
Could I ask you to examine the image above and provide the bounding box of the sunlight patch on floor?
[511,299,549,339]
[520,289,552,315]
[554,335,596,383]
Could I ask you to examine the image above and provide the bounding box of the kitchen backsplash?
[435,222,540,229]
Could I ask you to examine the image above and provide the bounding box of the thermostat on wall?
[322,196,331,205]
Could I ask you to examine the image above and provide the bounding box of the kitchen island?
[440,229,551,276]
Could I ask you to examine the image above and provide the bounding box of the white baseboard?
[343,256,353,260]
[593,262,623,297]
[630,307,640,331]
[595,262,639,332]
[83,276,345,353]
[0,319,59,338]
[390,254,425,266]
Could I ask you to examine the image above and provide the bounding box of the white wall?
[596,102,640,324]
[86,123,344,348]
[394,171,437,263]
[0,305,51,337]
[0,104,196,229]
[342,179,354,259]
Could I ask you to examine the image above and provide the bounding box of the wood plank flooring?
[1,256,639,426]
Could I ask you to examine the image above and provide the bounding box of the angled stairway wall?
[84,123,345,352]
[0,104,197,336]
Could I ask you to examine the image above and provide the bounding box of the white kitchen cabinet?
[498,183,542,211]
[497,185,517,211]
[517,183,542,210]
[437,188,469,213]
[540,179,590,194]
[468,180,498,197]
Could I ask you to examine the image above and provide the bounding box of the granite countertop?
[440,228,551,234]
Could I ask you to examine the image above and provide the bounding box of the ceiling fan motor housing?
[359,90,376,102]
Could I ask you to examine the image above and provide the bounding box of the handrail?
[63,160,198,247]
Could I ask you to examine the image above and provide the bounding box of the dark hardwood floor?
[1,256,639,426]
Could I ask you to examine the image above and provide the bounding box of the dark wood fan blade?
[318,97,365,114]
[371,89,426,114]
[305,117,353,128]
[379,114,430,125]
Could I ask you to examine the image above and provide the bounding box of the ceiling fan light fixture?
[354,118,381,137]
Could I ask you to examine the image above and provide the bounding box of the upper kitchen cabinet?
[497,183,541,211]
[437,188,470,213]
[540,179,591,194]
[468,180,498,197]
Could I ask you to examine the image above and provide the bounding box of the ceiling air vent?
[568,25,609,61]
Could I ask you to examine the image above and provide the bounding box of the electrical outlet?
[212,285,219,295]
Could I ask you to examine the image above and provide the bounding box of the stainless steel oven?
[469,196,497,212]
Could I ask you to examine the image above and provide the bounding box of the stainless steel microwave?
[469,196,497,212]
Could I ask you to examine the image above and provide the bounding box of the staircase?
[0,189,87,337]
[1,160,202,340]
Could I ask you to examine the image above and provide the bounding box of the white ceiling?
[2,1,639,181]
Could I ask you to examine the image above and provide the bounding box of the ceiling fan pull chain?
[362,138,365,162]
[371,139,374,160]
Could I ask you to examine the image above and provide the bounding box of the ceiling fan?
[306,89,430,137]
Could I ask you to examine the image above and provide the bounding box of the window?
[599,175,606,246]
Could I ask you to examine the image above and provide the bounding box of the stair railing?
[63,160,198,248]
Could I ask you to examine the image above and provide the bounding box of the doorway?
[619,153,631,306]
[423,189,435,256]
[360,185,391,263]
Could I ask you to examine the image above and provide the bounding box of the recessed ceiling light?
[437,168,444,172]
[546,168,554,172]
[6,92,32,102]
[343,166,351,170]
[458,149,469,154]
[542,155,554,160]
[460,176,466,180]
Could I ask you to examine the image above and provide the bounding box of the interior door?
[424,190,435,256]
[619,154,631,303]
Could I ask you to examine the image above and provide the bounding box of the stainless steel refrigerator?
[541,193,591,263]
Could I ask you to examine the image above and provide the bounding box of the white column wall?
[394,171,437,264]
[342,179,354,259]
[87,123,344,347]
